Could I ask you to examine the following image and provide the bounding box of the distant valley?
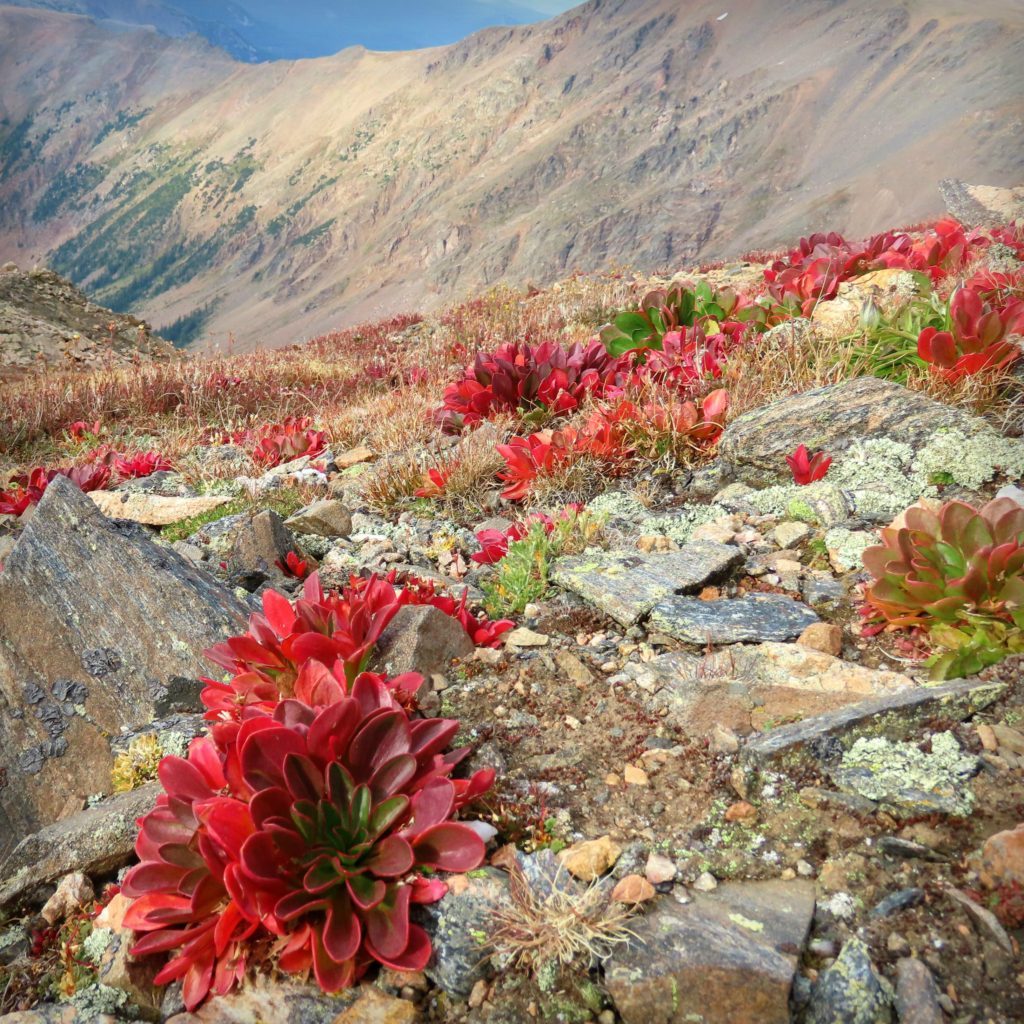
[1,0,1022,349]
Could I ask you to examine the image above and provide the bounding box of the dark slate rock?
[605,880,814,1024]
[876,837,948,863]
[807,936,893,1024]
[648,593,818,644]
[552,543,744,626]
[0,478,247,854]
[871,888,925,919]
[414,866,509,997]
[0,783,160,910]
[741,678,1006,768]
[718,377,988,487]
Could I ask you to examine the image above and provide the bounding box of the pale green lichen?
[67,983,129,1015]
[833,731,977,815]
[824,528,874,571]
[80,926,113,964]
[586,490,650,522]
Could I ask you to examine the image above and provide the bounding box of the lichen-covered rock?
[284,498,353,538]
[414,867,509,997]
[0,784,160,910]
[718,377,993,487]
[648,594,818,644]
[0,477,246,853]
[831,732,978,816]
[807,936,892,1024]
[552,543,743,626]
[605,880,815,1024]
[741,678,1005,768]
[939,179,1024,226]
[614,643,912,736]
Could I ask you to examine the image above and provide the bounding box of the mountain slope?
[1,0,1022,349]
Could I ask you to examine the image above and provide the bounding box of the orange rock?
[980,823,1024,889]
[612,874,657,903]
[724,800,758,825]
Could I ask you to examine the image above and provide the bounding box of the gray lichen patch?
[831,731,978,816]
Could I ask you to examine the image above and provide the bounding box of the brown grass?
[489,860,637,974]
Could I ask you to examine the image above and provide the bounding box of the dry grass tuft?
[490,861,637,975]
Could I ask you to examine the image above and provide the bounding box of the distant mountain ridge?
[0,0,1022,349]
[5,0,569,60]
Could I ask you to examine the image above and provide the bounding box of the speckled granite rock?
[552,543,743,626]
[806,936,892,1024]
[648,594,818,644]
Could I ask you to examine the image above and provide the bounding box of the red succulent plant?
[114,451,174,478]
[414,465,452,499]
[438,340,627,432]
[276,551,313,580]
[123,574,496,1010]
[253,417,327,468]
[66,420,102,441]
[786,445,832,485]
[917,286,1024,380]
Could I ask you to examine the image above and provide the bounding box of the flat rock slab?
[649,594,818,644]
[0,477,247,853]
[0,783,160,910]
[616,643,912,737]
[742,677,1006,768]
[718,376,988,486]
[552,543,743,626]
[284,498,352,538]
[89,490,231,526]
[606,879,815,1024]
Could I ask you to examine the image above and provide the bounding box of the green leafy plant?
[927,611,1024,680]
[482,510,604,616]
[599,282,765,357]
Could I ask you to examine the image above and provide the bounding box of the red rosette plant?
[252,416,327,468]
[114,451,174,478]
[123,577,495,1010]
[917,286,1024,380]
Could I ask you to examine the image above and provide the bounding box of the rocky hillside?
[0,196,1023,1021]
[0,262,175,378]
[0,0,1022,348]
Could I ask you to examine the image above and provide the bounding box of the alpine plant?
[122,576,494,1009]
[862,497,1024,631]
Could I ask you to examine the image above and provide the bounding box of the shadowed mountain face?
[1,0,1022,349]
[5,0,575,60]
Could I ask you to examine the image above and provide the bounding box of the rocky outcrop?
[0,264,174,377]
[717,377,989,486]
[0,477,247,853]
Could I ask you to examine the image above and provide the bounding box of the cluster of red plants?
[122,574,495,1009]
[438,340,630,432]
[917,285,1024,380]
[495,389,729,501]
[763,220,987,315]
[252,417,328,469]
[0,446,173,517]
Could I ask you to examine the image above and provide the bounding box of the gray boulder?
[0,477,246,854]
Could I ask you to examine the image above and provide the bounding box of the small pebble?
[692,871,718,892]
